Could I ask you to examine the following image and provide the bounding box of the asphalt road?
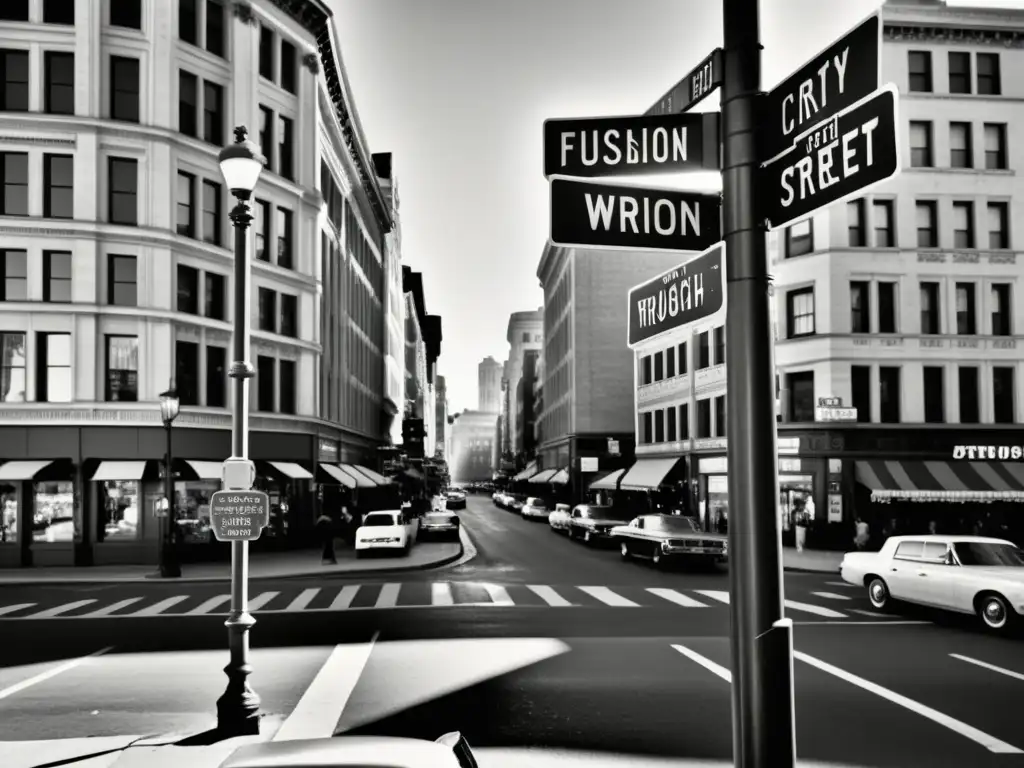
[1,494,1023,768]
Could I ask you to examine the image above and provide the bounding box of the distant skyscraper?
[478,356,503,412]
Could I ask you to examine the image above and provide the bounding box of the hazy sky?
[332,0,1017,413]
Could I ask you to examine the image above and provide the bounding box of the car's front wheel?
[866,576,890,610]
[976,592,1014,632]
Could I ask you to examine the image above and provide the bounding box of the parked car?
[492,490,508,508]
[354,510,411,557]
[508,494,526,513]
[840,535,1024,632]
[548,503,572,533]
[567,504,632,545]
[420,509,461,541]
[521,497,549,521]
[445,490,467,510]
[610,514,728,567]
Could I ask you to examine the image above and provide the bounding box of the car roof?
[887,534,1016,546]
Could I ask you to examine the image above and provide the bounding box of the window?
[43,154,73,219]
[872,200,894,248]
[916,201,937,248]
[653,351,664,381]
[205,272,225,320]
[107,254,137,306]
[44,52,74,115]
[0,332,26,402]
[276,207,293,268]
[977,53,1000,95]
[108,158,138,225]
[923,367,944,424]
[654,408,665,443]
[258,288,276,332]
[909,121,932,167]
[258,106,274,172]
[879,367,900,424]
[786,287,815,337]
[666,405,677,442]
[279,359,296,414]
[179,0,197,44]
[105,336,139,401]
[678,403,689,439]
[697,331,710,368]
[43,0,75,24]
[665,347,675,378]
[993,367,1015,424]
[281,40,297,93]
[43,251,71,302]
[677,342,687,375]
[920,282,940,334]
[641,355,652,385]
[254,199,269,260]
[176,171,194,237]
[641,411,653,444]
[847,199,866,246]
[785,219,812,257]
[177,264,199,314]
[110,56,140,123]
[178,71,198,137]
[0,50,29,111]
[948,52,972,93]
[696,399,711,438]
[987,202,1009,250]
[908,51,932,92]
[202,180,221,245]
[959,366,979,424]
[257,356,275,411]
[878,283,897,333]
[984,124,1007,170]
[110,0,142,29]
[1,152,28,216]
[206,345,226,407]
[952,201,974,248]
[714,395,726,436]
[202,81,223,145]
[949,122,972,168]
[0,250,28,301]
[851,365,871,423]
[176,341,199,405]
[0,2,28,21]
[259,26,274,80]
[955,282,976,335]
[278,116,294,180]
[205,0,225,57]
[850,281,870,333]
[788,371,814,422]
[280,293,297,337]
[714,325,725,365]
[35,333,72,403]
[992,283,1011,336]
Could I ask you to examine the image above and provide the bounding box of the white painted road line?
[671,644,731,683]
[272,631,380,742]
[131,596,189,616]
[695,589,730,605]
[330,585,360,610]
[579,586,639,607]
[0,646,113,701]
[0,603,35,616]
[481,583,514,605]
[647,588,708,608]
[375,583,400,608]
[431,582,454,606]
[80,598,144,617]
[528,585,573,607]
[812,591,852,601]
[950,653,1024,683]
[188,595,231,615]
[784,600,846,618]
[247,591,281,611]
[284,589,320,612]
[28,600,97,618]
[795,650,1023,754]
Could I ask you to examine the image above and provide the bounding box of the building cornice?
[884,23,1024,46]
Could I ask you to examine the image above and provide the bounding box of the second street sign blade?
[550,177,721,253]
[647,48,723,116]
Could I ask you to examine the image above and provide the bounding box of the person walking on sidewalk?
[316,511,337,565]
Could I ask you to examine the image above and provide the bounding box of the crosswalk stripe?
[695,589,731,604]
[330,585,360,610]
[431,582,454,606]
[28,599,97,618]
[528,585,573,607]
[647,588,708,608]
[784,599,846,618]
[0,603,35,616]
[188,595,231,615]
[481,584,514,605]
[578,586,639,607]
[375,583,400,608]
[284,589,320,612]
[80,598,144,617]
[132,596,189,616]
[826,581,857,588]
[248,591,280,611]
[812,591,852,601]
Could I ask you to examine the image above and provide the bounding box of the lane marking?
[671,643,731,683]
[330,585,360,610]
[79,598,144,617]
[27,599,97,618]
[527,585,573,607]
[431,583,454,606]
[794,650,1023,754]
[188,595,231,615]
[375,583,400,608]
[481,583,514,605]
[284,589,320,612]
[578,586,639,607]
[0,603,35,616]
[247,591,281,611]
[695,589,730,604]
[812,591,852,601]
[784,600,846,618]
[131,596,189,616]
[647,588,708,608]
[0,646,113,701]
[272,631,380,742]
[826,581,858,588]
[950,653,1024,683]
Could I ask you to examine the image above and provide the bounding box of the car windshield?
[953,542,1024,567]
[654,516,702,533]
[362,513,398,527]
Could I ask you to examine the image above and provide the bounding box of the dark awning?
[855,459,1024,502]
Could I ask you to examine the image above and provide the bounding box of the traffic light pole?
[720,0,797,766]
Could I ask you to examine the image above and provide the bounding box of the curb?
[783,566,842,574]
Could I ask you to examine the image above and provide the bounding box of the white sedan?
[521,497,550,520]
[840,534,1024,632]
[354,510,410,557]
[548,503,572,533]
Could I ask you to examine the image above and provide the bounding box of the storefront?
[538,433,636,505]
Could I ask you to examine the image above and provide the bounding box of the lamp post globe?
[159,387,180,426]
[218,127,266,200]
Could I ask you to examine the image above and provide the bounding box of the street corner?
[315,537,465,579]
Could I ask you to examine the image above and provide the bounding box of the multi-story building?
[517,349,541,459]
[423,313,441,456]
[504,308,542,455]
[402,266,427,421]
[477,355,502,413]
[0,0,398,568]
[450,409,497,484]
[434,373,448,458]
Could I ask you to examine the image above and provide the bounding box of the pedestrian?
[928,519,938,535]
[853,516,870,550]
[316,511,337,565]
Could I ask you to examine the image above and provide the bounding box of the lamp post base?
[217,610,261,736]
[159,542,181,578]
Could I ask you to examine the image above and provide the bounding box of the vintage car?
[445,490,467,510]
[610,514,728,566]
[547,503,572,533]
[354,510,412,557]
[567,504,632,545]
[420,509,461,540]
[840,535,1024,632]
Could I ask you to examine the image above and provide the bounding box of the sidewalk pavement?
[782,547,844,573]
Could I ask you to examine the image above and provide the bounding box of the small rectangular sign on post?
[210,490,270,542]
[549,176,721,253]
[647,48,724,116]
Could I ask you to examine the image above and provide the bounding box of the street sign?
[647,48,723,116]
[549,176,721,252]
[815,406,858,422]
[209,490,270,542]
[627,243,725,347]
[760,84,899,231]
[544,112,720,178]
[760,10,881,164]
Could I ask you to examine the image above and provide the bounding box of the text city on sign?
[210,489,271,542]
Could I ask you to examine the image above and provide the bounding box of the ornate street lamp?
[158,385,181,578]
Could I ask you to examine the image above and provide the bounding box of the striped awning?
[513,461,538,481]
[855,460,1024,502]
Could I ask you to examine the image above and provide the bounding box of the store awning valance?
[856,460,1024,502]
[529,468,557,484]
[320,464,357,488]
[267,461,314,480]
[589,468,625,492]
[618,457,682,492]
[352,465,392,485]
[0,460,54,481]
[550,467,570,485]
[337,464,376,488]
[513,462,538,481]
[91,461,147,482]
[185,461,223,480]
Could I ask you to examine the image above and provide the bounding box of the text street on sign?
[550,177,721,253]
[760,84,899,230]
[627,243,726,347]
[760,10,880,165]
[544,112,720,178]
[647,48,724,116]
[210,489,270,542]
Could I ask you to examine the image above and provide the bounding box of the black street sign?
[760,84,900,231]
[544,112,720,178]
[550,177,721,253]
[647,48,723,116]
[627,243,725,347]
[760,10,880,164]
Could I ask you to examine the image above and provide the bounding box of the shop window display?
[99,480,139,540]
[174,480,216,544]
[0,484,17,542]
[33,480,74,542]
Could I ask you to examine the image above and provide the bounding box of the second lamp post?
[159,386,181,578]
